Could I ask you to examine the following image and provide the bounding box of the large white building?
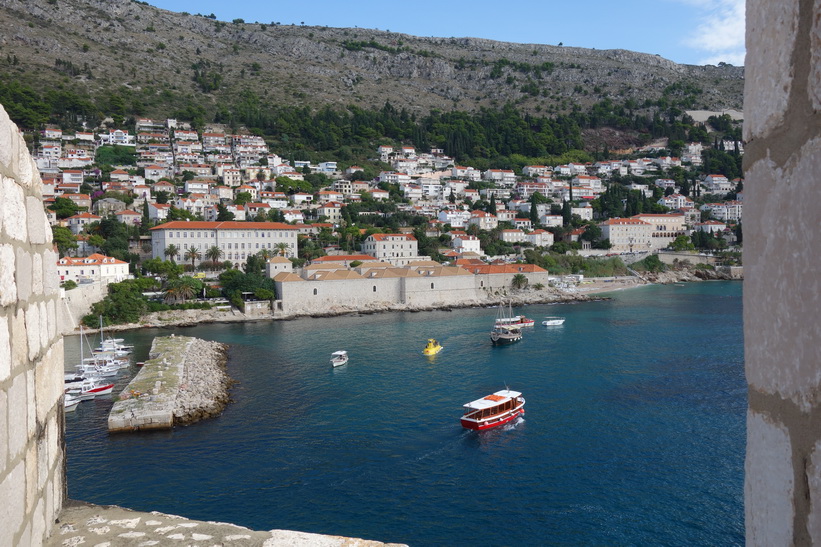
[57,253,130,284]
[599,218,653,253]
[150,221,299,269]
[360,233,426,266]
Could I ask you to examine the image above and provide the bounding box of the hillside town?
[34,115,743,318]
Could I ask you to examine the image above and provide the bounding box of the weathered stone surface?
[0,461,25,547]
[24,304,41,361]
[10,308,27,372]
[35,342,63,425]
[744,141,821,410]
[0,316,10,384]
[0,175,27,242]
[745,410,794,545]
[31,253,43,298]
[812,0,821,111]
[809,439,821,544]
[15,247,32,303]
[743,0,799,141]
[0,390,7,477]
[7,372,27,462]
[0,244,16,307]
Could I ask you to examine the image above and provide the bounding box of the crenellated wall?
[743,0,821,544]
[0,105,65,545]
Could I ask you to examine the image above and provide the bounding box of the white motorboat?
[330,350,349,367]
[66,379,115,400]
[64,393,81,412]
[542,317,566,326]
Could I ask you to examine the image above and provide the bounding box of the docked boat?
[66,379,115,400]
[460,389,525,431]
[542,316,566,326]
[495,314,535,328]
[422,338,443,355]
[64,393,81,412]
[490,302,523,345]
[330,350,349,367]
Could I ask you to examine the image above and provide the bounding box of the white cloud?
[679,0,746,65]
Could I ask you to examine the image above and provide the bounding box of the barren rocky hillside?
[0,0,743,119]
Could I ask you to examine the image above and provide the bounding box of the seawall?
[108,335,231,432]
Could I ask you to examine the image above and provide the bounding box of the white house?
[599,218,653,253]
[360,233,425,266]
[57,253,130,284]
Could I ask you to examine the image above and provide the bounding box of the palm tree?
[274,242,289,257]
[205,245,224,269]
[511,273,529,290]
[164,244,179,263]
[164,277,197,304]
[184,247,202,270]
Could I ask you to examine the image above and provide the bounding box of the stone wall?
[0,105,65,545]
[57,282,108,335]
[276,271,552,315]
[743,0,821,544]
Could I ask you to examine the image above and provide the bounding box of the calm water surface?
[65,281,745,546]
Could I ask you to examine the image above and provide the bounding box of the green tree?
[164,276,201,304]
[670,234,696,251]
[216,203,235,221]
[205,245,224,267]
[164,244,180,263]
[49,197,80,219]
[511,273,529,289]
[234,192,253,206]
[184,247,202,269]
[51,226,78,257]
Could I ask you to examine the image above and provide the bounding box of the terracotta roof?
[150,221,298,231]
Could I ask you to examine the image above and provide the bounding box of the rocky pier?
[107,335,232,433]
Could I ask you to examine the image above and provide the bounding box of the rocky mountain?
[0,0,743,120]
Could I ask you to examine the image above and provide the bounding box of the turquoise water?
[64,281,745,545]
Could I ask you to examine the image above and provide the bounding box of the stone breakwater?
[108,336,232,432]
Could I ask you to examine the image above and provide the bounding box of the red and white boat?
[460,389,525,431]
[67,380,115,400]
[494,313,535,328]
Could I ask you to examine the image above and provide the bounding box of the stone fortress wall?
[0,105,65,546]
[743,0,821,544]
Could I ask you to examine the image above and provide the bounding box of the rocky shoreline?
[173,338,233,425]
[83,270,741,336]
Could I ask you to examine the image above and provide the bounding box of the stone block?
[810,439,821,544]
[7,371,27,462]
[15,144,35,189]
[42,249,59,297]
[0,389,7,477]
[0,315,10,383]
[0,175,27,242]
[32,497,45,547]
[26,368,35,442]
[46,299,56,343]
[31,253,43,297]
[46,413,59,471]
[26,441,37,514]
[0,460,25,547]
[743,0,799,141]
[744,141,821,411]
[812,0,821,111]
[745,410,794,546]
[15,248,32,303]
[25,304,41,361]
[26,197,47,246]
[0,244,16,307]
[10,309,27,373]
[36,342,62,425]
[39,301,49,358]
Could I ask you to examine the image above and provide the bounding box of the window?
[431,283,435,289]
[373,286,377,292]
[313,288,318,296]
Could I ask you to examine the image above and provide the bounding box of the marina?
[63,282,745,545]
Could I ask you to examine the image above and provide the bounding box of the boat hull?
[461,407,525,431]
[490,331,522,345]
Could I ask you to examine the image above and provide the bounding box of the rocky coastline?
[173,338,233,425]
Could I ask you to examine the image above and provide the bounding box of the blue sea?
[64,281,745,546]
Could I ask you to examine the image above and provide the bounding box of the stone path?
[47,500,406,546]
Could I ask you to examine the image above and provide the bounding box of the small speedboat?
[67,380,115,400]
[330,350,349,367]
[423,338,443,356]
[542,317,566,326]
[64,393,81,412]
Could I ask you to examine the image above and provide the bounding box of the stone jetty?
[108,335,232,432]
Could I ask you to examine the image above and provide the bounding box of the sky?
[148,0,745,66]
